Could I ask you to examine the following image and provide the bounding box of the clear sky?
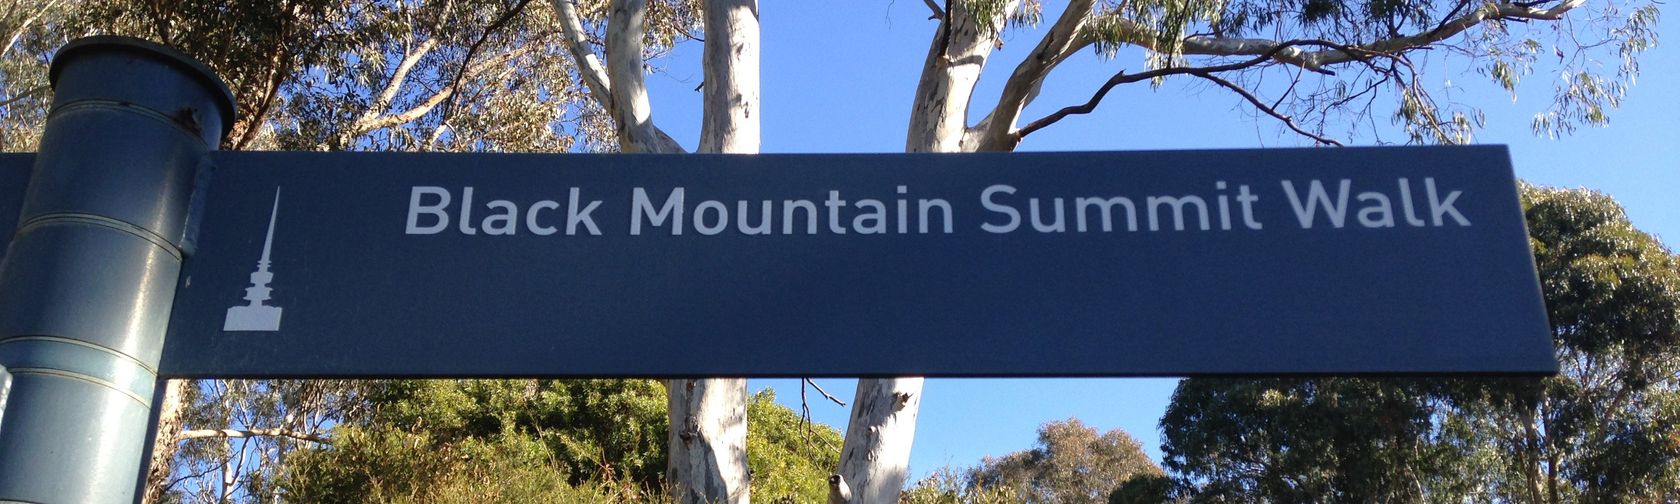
[634,2,1678,479]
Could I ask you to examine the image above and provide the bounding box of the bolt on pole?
[0,37,234,503]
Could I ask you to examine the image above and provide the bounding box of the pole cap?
[49,36,238,139]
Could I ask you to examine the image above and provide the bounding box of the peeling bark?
[176,427,332,445]
[904,1,1018,153]
[552,0,613,101]
[845,4,1020,502]
[665,2,758,503]
[973,0,1094,151]
[698,0,759,154]
[827,473,852,504]
[666,378,750,504]
[843,4,1024,502]
[837,377,923,504]
[605,0,685,153]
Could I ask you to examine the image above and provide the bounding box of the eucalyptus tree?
[272,383,844,503]
[1160,185,1680,502]
[967,419,1162,504]
[552,0,1657,502]
[0,0,74,151]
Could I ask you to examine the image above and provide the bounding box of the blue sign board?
[159,147,1556,377]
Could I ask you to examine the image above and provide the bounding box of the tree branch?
[434,0,534,134]
[805,378,846,406]
[346,47,529,138]
[1015,40,1364,142]
[552,0,614,106]
[340,38,437,147]
[230,29,297,151]
[972,0,1095,151]
[2,0,62,60]
[1192,72,1343,146]
[178,428,331,445]
[921,0,943,20]
[0,85,48,109]
[974,1,1594,149]
[604,0,686,153]
[905,0,1019,152]
[373,38,439,118]
[1090,1,1585,72]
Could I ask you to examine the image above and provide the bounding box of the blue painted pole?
[0,364,11,430]
[0,37,234,503]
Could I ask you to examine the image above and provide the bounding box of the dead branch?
[1192,72,1344,146]
[805,378,847,406]
[1015,39,1375,144]
[178,428,331,445]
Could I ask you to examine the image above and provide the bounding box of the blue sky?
[635,2,1678,479]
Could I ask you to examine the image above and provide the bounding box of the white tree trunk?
[604,0,685,153]
[667,378,750,504]
[835,4,1019,502]
[973,0,1094,151]
[835,377,924,504]
[904,1,1017,152]
[667,2,758,504]
[699,0,759,153]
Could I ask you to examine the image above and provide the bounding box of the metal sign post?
[0,37,234,503]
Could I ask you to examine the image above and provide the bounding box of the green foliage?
[901,468,1022,504]
[745,389,843,504]
[1162,378,1480,502]
[279,425,621,503]
[169,379,379,504]
[903,418,1159,504]
[1072,0,1661,144]
[1106,474,1171,504]
[276,382,849,503]
[278,379,669,502]
[968,418,1162,504]
[957,0,1043,38]
[0,0,77,151]
[1162,185,1680,503]
[0,0,704,153]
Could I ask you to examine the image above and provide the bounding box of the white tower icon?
[224,187,284,332]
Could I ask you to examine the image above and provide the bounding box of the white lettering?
[1280,179,1350,229]
[482,200,518,235]
[405,186,450,234]
[694,200,728,235]
[1356,192,1394,228]
[1426,178,1470,226]
[1147,195,1211,231]
[566,188,602,235]
[980,184,1019,233]
[632,187,684,235]
[1075,196,1137,232]
[527,200,559,236]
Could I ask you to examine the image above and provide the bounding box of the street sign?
[160,146,1556,377]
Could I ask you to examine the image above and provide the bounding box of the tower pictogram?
[224,187,284,332]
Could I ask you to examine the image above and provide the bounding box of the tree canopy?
[967,418,1162,504]
[1161,184,1680,503]
[273,382,842,503]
